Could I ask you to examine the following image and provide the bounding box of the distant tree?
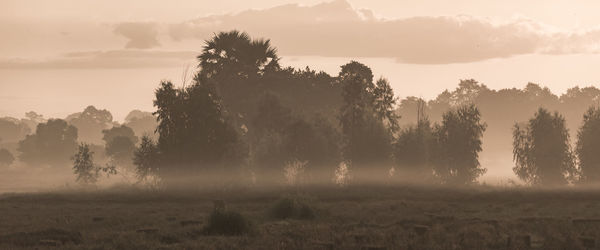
[433,105,487,185]
[72,143,117,185]
[102,125,138,166]
[576,106,600,183]
[0,148,15,167]
[102,125,138,145]
[338,61,394,179]
[513,108,576,185]
[133,136,160,182]
[124,110,157,140]
[20,111,46,133]
[0,117,31,143]
[18,119,78,168]
[66,106,113,144]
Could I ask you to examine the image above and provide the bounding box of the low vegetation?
[2,186,600,249]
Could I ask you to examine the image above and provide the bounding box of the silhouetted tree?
[339,61,394,180]
[373,78,400,133]
[0,148,15,167]
[18,119,78,168]
[133,136,160,182]
[153,80,244,183]
[198,30,279,80]
[394,119,435,180]
[433,104,487,185]
[102,125,138,166]
[576,106,600,183]
[513,108,576,185]
[72,143,117,185]
[66,106,113,144]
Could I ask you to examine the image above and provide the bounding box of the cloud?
[114,22,161,49]
[153,0,600,64]
[0,50,197,69]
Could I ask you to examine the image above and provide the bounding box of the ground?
[1,185,600,249]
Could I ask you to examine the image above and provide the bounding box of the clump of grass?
[203,210,253,236]
[269,196,316,220]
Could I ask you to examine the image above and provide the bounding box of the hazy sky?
[2,0,600,121]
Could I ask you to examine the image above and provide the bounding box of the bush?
[204,210,252,236]
[269,197,315,220]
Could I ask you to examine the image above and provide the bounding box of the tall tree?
[339,61,394,180]
[18,119,78,168]
[198,30,279,80]
[433,105,487,185]
[513,108,576,185]
[576,106,600,183]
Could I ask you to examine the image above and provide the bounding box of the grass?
[2,184,600,249]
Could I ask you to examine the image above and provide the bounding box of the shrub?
[204,210,252,236]
[269,197,315,220]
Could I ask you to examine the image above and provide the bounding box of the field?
[2,185,600,249]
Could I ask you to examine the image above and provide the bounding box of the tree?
[0,149,15,167]
[124,110,157,140]
[198,30,279,80]
[18,119,78,168]
[133,136,160,182]
[338,61,394,180]
[513,108,576,185]
[102,125,138,166]
[153,80,244,183]
[66,106,113,144]
[72,143,117,185]
[433,104,487,185]
[393,119,436,180]
[0,118,30,143]
[373,78,400,133]
[575,106,600,183]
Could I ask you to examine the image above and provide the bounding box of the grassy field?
[2,185,600,249]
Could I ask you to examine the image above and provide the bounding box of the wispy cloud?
[119,0,600,64]
[0,50,197,69]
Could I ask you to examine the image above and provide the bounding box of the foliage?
[269,196,315,220]
[0,118,31,143]
[576,106,600,183]
[338,61,395,178]
[204,210,253,236]
[393,119,436,180]
[433,104,487,185]
[124,110,157,140]
[66,106,113,144]
[102,125,138,166]
[72,143,117,185]
[18,119,78,168]
[153,80,244,183]
[133,136,161,182]
[513,108,576,185]
[0,148,15,167]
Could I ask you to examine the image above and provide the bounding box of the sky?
[2,0,600,121]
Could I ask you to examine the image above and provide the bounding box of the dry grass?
[2,185,600,249]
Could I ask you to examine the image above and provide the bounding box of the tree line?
[2,30,600,187]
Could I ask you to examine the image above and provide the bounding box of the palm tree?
[198,30,279,79]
